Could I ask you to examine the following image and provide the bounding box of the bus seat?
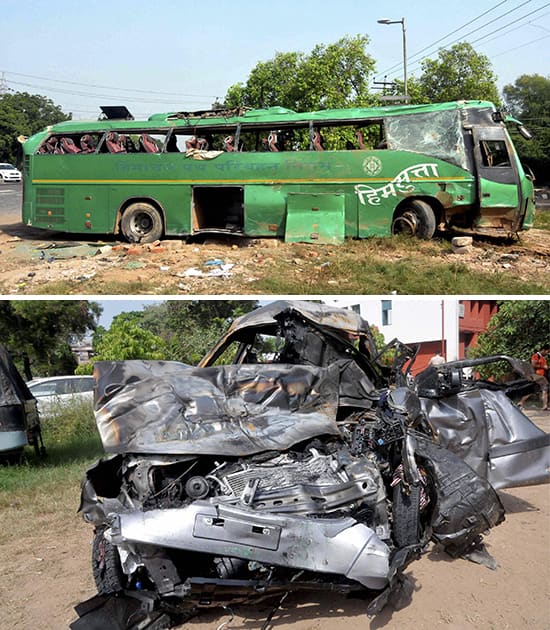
[80,135,96,153]
[268,132,279,152]
[312,130,323,151]
[224,136,235,152]
[106,132,126,153]
[313,130,324,151]
[43,137,59,153]
[140,134,159,153]
[60,137,81,153]
[185,136,198,150]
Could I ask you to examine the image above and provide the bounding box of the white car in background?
[27,375,94,419]
[0,163,22,182]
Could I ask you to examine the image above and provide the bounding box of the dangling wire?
[216,606,235,630]
[261,570,304,630]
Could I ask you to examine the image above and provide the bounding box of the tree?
[469,301,550,377]
[224,35,377,111]
[0,301,101,380]
[77,315,168,375]
[503,74,550,184]
[141,301,258,365]
[0,92,70,165]
[414,43,500,105]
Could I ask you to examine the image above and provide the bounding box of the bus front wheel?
[120,202,163,243]
[392,200,436,239]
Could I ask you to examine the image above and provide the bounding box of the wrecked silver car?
[76,301,549,628]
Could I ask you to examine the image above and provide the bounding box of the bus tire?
[120,202,163,243]
[392,200,436,239]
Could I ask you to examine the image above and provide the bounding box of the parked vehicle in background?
[21,100,534,244]
[0,163,22,183]
[0,345,43,462]
[27,375,94,419]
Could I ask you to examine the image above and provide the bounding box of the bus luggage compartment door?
[285,193,345,244]
[191,186,244,234]
[472,127,522,232]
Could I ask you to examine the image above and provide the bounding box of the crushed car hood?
[93,359,375,456]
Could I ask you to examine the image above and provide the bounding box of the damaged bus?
[22,100,534,244]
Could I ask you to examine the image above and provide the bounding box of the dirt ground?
[1,412,548,630]
[0,200,549,295]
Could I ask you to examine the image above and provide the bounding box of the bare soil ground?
[0,202,549,294]
[1,412,548,630]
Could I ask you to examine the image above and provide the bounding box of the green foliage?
[0,301,101,380]
[503,74,550,184]
[77,315,167,374]
[414,43,500,105]
[469,301,550,366]
[39,399,97,445]
[0,91,70,165]
[141,301,258,364]
[225,35,377,111]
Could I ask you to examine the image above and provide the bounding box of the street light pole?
[377,17,408,99]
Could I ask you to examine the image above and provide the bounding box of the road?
[0,182,22,223]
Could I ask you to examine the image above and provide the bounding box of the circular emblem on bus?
[362,156,382,176]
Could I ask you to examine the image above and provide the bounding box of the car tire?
[392,200,436,239]
[120,202,163,244]
[92,528,126,594]
[392,483,422,548]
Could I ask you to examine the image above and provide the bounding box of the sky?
[1,0,549,120]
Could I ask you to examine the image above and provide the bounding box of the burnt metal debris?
[72,301,550,629]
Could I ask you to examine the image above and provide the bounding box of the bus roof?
[23,100,501,155]
[35,100,498,135]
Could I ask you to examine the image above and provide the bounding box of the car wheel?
[392,200,436,239]
[120,202,163,244]
[92,528,126,594]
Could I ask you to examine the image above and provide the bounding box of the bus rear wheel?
[392,200,436,239]
[120,202,163,243]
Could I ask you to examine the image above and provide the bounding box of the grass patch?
[534,209,550,231]
[0,401,103,540]
[32,279,175,295]
[252,238,547,295]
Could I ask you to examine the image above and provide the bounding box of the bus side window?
[166,135,180,152]
[121,135,137,152]
[480,140,510,167]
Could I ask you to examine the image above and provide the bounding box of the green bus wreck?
[21,100,535,244]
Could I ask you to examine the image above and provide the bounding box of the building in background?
[325,299,498,374]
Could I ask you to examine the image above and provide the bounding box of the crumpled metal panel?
[421,388,550,489]
[111,500,390,590]
[93,360,344,456]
